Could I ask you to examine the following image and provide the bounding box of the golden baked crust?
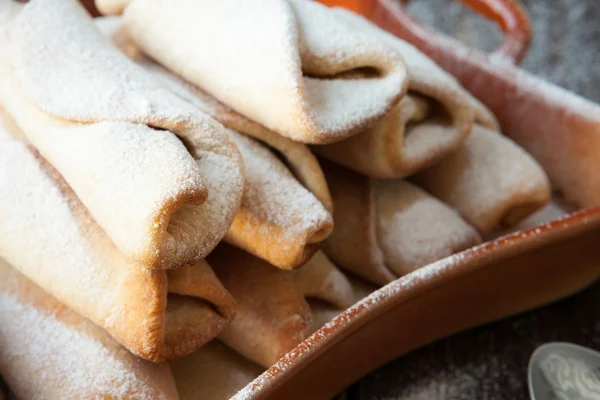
[0,261,180,399]
[209,245,312,368]
[100,0,408,144]
[0,0,244,270]
[0,115,235,362]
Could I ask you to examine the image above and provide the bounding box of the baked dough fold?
[321,161,481,285]
[413,124,551,234]
[0,0,244,270]
[0,261,180,400]
[314,9,477,178]
[0,115,235,362]
[96,0,408,144]
[98,19,336,269]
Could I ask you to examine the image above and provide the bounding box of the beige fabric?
[171,341,262,400]
[208,245,311,368]
[0,117,235,362]
[322,161,481,285]
[414,125,551,234]
[314,9,475,178]
[97,0,408,144]
[0,261,179,399]
[0,0,244,270]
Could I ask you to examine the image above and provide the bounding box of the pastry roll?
[322,161,482,285]
[0,0,244,270]
[171,251,356,397]
[313,8,477,178]
[413,124,552,234]
[98,21,335,269]
[142,68,333,269]
[96,0,408,144]
[208,245,312,368]
[0,115,235,362]
[225,131,333,269]
[292,251,355,309]
[171,341,262,400]
[0,260,179,400]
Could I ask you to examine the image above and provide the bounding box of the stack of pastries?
[0,0,556,398]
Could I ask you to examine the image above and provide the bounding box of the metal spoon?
[528,342,600,400]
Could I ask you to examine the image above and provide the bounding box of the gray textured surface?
[408,0,600,102]
[352,1,600,399]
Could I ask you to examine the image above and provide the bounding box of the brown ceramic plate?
[237,207,600,399]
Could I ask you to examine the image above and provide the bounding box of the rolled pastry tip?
[0,116,235,362]
[0,0,244,270]
[173,252,354,398]
[321,161,482,285]
[292,250,355,309]
[208,245,312,368]
[413,124,552,234]
[314,8,477,179]
[0,261,179,400]
[96,21,335,269]
[97,0,408,144]
[225,131,333,269]
[484,201,570,241]
[171,341,263,400]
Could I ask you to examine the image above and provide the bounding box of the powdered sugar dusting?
[0,0,243,269]
[233,254,461,399]
[0,119,126,332]
[116,0,407,143]
[233,202,586,397]
[375,180,481,276]
[414,124,551,234]
[229,131,332,254]
[0,293,166,400]
[92,32,330,267]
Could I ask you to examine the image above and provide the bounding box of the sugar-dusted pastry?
[413,124,552,234]
[378,0,600,210]
[0,115,235,362]
[0,0,244,270]
[225,131,333,269]
[374,180,482,276]
[98,19,335,269]
[171,341,262,400]
[292,251,355,309]
[322,161,481,285]
[313,8,478,178]
[96,0,408,144]
[171,251,356,397]
[208,245,312,368]
[0,260,179,400]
